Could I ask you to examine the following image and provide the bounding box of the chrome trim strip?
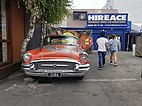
[56,64,69,66]
[22,64,90,70]
[78,68,90,71]
[41,64,69,67]
[21,63,31,67]
[22,67,90,72]
[79,64,90,67]
[82,52,88,56]
[22,67,30,70]
[30,59,80,64]
[24,69,88,73]
[24,71,86,77]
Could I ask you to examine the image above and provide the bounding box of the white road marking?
[83,78,137,82]
[3,78,138,92]
[4,84,23,91]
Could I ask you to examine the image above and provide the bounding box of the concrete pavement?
[0,52,142,106]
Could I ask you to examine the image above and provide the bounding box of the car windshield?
[48,36,78,46]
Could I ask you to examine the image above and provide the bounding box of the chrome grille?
[33,61,76,70]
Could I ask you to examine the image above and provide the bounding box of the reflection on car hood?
[29,45,79,60]
[44,45,76,52]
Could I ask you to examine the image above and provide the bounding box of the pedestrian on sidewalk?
[96,31,109,70]
[108,34,120,66]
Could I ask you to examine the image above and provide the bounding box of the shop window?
[0,0,9,63]
[73,11,87,20]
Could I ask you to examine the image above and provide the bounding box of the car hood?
[29,45,79,60]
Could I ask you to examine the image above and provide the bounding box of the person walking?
[96,31,109,70]
[108,34,120,66]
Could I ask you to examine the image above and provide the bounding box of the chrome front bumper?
[23,69,89,77]
[22,67,89,77]
[22,59,90,77]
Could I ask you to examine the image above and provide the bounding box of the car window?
[50,36,78,45]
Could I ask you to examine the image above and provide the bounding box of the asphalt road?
[0,52,142,106]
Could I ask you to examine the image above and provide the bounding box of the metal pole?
[126,33,130,51]
[140,24,142,36]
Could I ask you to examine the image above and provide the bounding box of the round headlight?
[23,53,31,62]
[80,52,88,62]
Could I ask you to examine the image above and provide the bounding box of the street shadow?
[34,77,83,84]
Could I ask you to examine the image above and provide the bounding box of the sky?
[72,0,107,9]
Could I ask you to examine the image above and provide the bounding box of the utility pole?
[107,0,113,9]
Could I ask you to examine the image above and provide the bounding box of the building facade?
[59,9,131,51]
[0,0,25,79]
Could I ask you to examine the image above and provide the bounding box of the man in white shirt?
[96,31,108,70]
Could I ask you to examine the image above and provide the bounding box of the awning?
[132,23,142,32]
[129,29,139,34]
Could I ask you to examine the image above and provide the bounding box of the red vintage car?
[22,33,90,79]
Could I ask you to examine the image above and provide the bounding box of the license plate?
[48,73,62,77]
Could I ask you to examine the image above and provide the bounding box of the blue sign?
[127,21,131,31]
[87,13,128,27]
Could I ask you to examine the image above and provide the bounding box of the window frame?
[73,11,87,20]
[0,0,11,65]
